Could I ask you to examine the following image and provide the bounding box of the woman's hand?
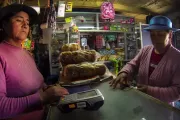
[137,84,148,93]
[109,72,129,89]
[39,85,69,104]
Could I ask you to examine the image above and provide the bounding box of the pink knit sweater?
[0,42,44,119]
[120,45,180,103]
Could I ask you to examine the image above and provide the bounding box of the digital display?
[77,90,97,99]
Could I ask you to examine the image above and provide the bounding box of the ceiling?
[1,0,180,23]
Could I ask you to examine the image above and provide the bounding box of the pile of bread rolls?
[60,50,96,65]
[63,62,106,80]
[60,43,106,80]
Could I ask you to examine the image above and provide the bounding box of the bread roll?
[60,51,73,65]
[61,44,70,52]
[64,64,80,79]
[60,50,97,65]
[79,63,96,78]
[94,63,106,76]
[63,62,106,80]
[61,43,81,52]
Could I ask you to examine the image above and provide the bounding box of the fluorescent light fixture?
[31,6,40,14]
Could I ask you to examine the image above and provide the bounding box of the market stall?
[1,0,180,120]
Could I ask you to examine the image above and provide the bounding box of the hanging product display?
[47,0,56,35]
[57,2,65,17]
[120,18,135,24]
[100,1,115,21]
[96,35,103,49]
[62,16,83,38]
[63,16,85,30]
[65,2,73,12]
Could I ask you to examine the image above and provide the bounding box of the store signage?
[57,3,65,17]
[66,2,73,12]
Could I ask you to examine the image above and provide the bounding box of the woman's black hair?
[0,12,17,43]
[0,11,33,43]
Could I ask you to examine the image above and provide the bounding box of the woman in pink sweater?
[110,16,180,104]
[0,4,68,119]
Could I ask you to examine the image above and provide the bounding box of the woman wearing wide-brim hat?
[0,4,69,119]
[110,15,180,105]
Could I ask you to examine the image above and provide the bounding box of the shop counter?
[45,81,180,120]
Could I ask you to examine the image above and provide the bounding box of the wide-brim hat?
[144,15,179,32]
[0,4,38,28]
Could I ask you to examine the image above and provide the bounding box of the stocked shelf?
[45,12,138,75]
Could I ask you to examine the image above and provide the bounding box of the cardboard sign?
[57,3,65,17]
